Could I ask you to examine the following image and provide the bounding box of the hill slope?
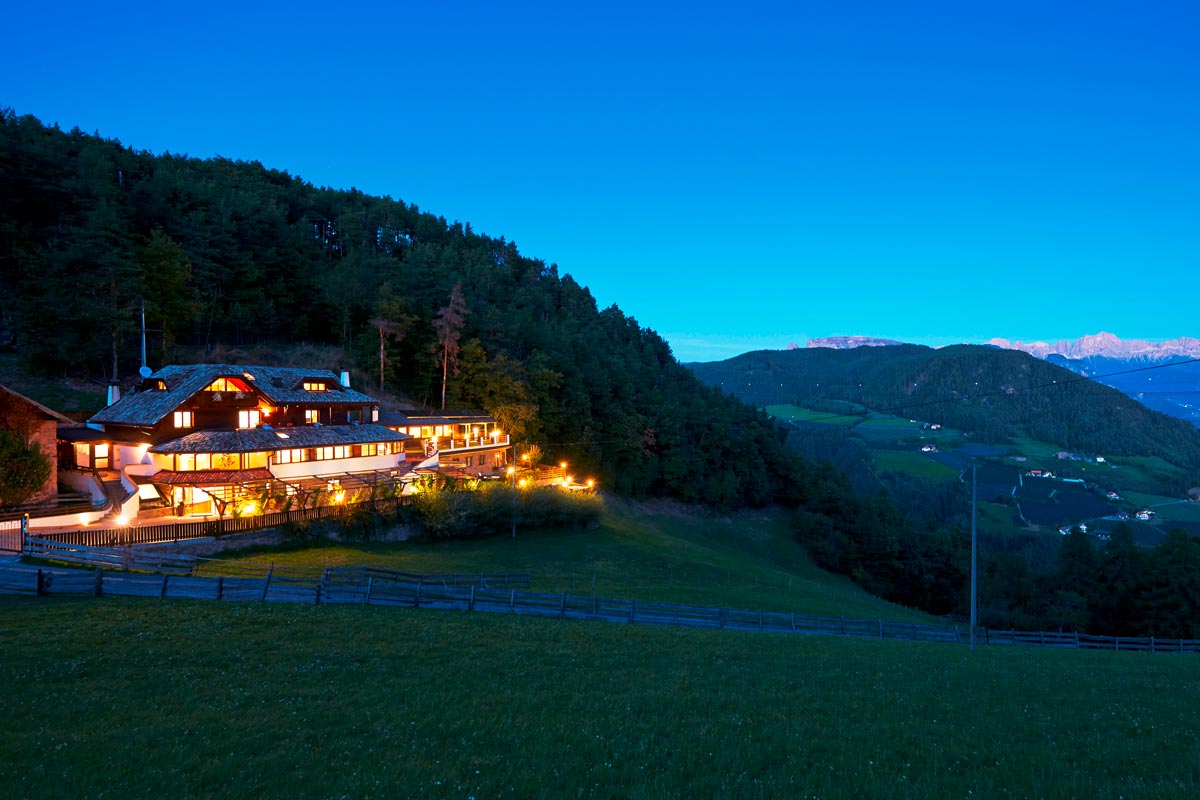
[0,109,797,508]
[689,344,1200,478]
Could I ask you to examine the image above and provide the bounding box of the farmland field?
[765,404,860,426]
[871,449,959,480]
[2,598,1198,799]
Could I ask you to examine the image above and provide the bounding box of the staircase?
[97,470,135,525]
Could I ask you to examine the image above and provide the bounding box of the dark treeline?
[690,345,1200,486]
[0,110,805,509]
[794,476,1200,637]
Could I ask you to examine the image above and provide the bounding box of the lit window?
[303,381,327,392]
[205,377,250,393]
[305,409,319,424]
[238,409,261,429]
[174,411,194,429]
[178,454,195,471]
[276,449,292,464]
[196,454,211,470]
[213,453,239,470]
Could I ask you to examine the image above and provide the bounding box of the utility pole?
[970,462,978,651]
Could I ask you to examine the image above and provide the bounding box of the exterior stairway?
[96,470,135,524]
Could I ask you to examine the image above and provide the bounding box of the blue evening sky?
[4,1,1197,361]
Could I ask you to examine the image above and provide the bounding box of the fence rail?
[24,496,413,548]
[2,562,1195,655]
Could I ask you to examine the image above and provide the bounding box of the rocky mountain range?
[805,336,904,350]
[986,332,1200,361]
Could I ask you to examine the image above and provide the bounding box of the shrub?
[412,484,603,539]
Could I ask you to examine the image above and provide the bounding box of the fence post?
[841,616,846,636]
[719,608,726,629]
[1074,631,1080,648]
[161,573,169,598]
[414,582,423,609]
[955,626,961,643]
[468,584,476,612]
[216,576,224,601]
[630,600,636,623]
[261,564,273,601]
[560,592,567,618]
[1151,636,1156,654]
[509,588,515,612]
[94,569,103,597]
[593,595,598,617]
[36,568,44,597]
[365,576,374,606]
[790,612,796,633]
[1116,637,1120,653]
[758,610,764,631]
[878,619,884,639]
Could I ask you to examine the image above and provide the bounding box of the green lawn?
[765,404,861,426]
[2,598,1197,799]
[206,500,924,621]
[872,449,959,480]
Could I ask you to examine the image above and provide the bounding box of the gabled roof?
[89,364,378,427]
[149,424,406,454]
[0,384,76,424]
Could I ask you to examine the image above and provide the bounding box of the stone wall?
[28,419,58,505]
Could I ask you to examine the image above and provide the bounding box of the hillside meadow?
[1,598,1197,799]
[202,500,928,622]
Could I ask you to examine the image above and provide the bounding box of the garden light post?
[508,466,517,538]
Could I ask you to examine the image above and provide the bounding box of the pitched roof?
[90,364,378,427]
[149,424,407,454]
[148,468,276,486]
[0,384,75,424]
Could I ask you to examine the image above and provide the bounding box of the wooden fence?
[2,562,1195,654]
[25,496,413,548]
[19,539,530,590]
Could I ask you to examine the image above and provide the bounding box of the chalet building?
[377,409,510,478]
[0,384,75,506]
[78,364,409,518]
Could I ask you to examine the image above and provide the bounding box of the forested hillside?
[689,345,1200,476]
[0,110,798,507]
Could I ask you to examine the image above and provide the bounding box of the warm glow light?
[333,491,346,503]
[507,467,516,476]
[560,461,567,469]
[492,429,502,439]
[79,514,90,527]
[116,515,129,526]
[241,501,257,515]
[518,479,528,488]
[586,479,595,489]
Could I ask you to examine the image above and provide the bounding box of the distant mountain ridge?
[688,344,1200,480]
[987,332,1200,361]
[806,336,904,349]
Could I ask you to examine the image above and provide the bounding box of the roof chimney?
[340,370,351,389]
[106,382,121,407]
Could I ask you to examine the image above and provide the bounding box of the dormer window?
[205,377,252,393]
[303,381,328,392]
[152,379,168,391]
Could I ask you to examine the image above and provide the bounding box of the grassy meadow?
[2,598,1197,799]
[205,500,926,622]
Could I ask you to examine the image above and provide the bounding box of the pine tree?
[432,282,468,409]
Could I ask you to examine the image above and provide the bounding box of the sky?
[4,1,1198,361]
